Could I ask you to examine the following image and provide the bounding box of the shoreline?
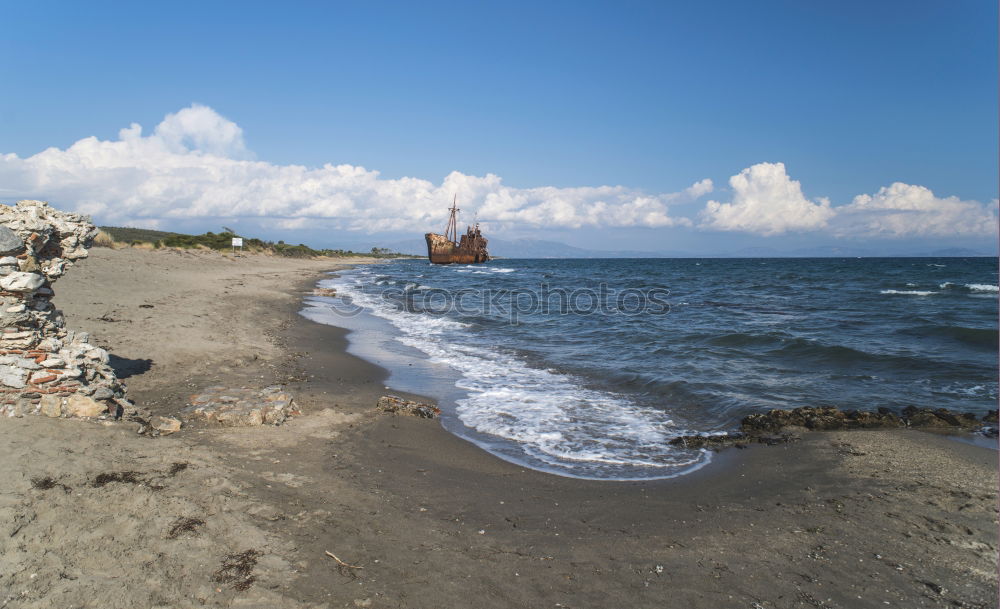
[303,261,997,478]
[0,247,995,609]
[283,264,998,607]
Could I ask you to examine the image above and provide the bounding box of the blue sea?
[301,258,999,481]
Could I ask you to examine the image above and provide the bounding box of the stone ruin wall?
[0,200,132,420]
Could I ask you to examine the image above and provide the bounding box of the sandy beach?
[0,247,995,609]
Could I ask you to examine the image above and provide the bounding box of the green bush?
[99,226,419,259]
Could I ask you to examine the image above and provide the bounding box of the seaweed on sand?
[213,549,261,591]
[30,476,72,492]
[166,517,205,539]
[91,471,143,487]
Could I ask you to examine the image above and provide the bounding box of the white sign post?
[232,237,243,257]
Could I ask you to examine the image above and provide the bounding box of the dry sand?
[0,247,996,609]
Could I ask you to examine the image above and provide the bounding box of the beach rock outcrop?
[668,431,799,450]
[740,407,902,433]
[0,200,132,420]
[182,385,298,427]
[739,406,993,435]
[678,405,997,452]
[376,395,440,419]
[898,406,983,430]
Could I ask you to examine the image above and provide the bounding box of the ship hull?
[425,232,490,264]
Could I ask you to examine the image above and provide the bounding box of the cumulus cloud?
[699,162,835,236]
[0,104,707,232]
[832,182,998,237]
[699,163,997,238]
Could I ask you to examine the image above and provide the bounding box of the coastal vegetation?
[96,226,418,258]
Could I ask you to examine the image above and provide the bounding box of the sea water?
[301,258,998,480]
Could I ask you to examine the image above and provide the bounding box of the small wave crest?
[965,284,998,293]
[881,289,936,296]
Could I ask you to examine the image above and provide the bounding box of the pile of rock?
[0,200,132,420]
[376,395,440,419]
[670,405,999,451]
[740,405,996,433]
[181,385,298,427]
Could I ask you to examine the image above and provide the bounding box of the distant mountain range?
[388,237,996,259]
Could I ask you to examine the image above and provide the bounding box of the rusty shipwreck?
[425,197,490,264]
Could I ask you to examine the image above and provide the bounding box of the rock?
[64,394,107,418]
[91,386,115,400]
[0,271,44,293]
[151,415,182,435]
[0,364,26,388]
[741,406,901,433]
[10,357,39,370]
[900,406,982,430]
[39,395,62,417]
[18,254,41,273]
[668,431,799,450]
[0,226,23,255]
[28,372,57,384]
[739,405,988,438]
[181,385,297,427]
[376,395,441,419]
[216,408,265,427]
[0,203,135,420]
[669,432,749,450]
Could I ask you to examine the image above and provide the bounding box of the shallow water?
[302,257,998,480]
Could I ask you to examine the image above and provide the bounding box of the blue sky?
[1,0,996,254]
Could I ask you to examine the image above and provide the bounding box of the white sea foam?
[881,289,936,296]
[459,266,514,274]
[325,271,707,479]
[965,284,998,293]
[939,282,954,288]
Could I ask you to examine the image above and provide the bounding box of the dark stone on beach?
[669,431,799,451]
[669,432,748,450]
[681,404,993,454]
[0,226,24,256]
[900,406,982,430]
[376,395,440,419]
[740,405,989,436]
[740,407,902,433]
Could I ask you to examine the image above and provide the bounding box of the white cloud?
[699,162,835,236]
[699,162,997,239]
[0,104,708,232]
[833,182,998,237]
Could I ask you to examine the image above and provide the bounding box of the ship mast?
[445,194,460,244]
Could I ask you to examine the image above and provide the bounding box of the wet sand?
[0,247,995,609]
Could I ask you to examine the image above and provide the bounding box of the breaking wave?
[316,272,709,480]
